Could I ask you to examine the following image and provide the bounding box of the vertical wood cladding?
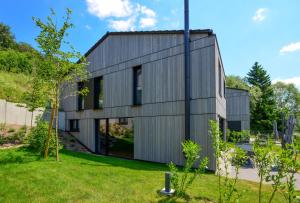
[61,31,226,169]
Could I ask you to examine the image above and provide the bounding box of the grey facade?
[225,87,250,131]
[61,30,226,170]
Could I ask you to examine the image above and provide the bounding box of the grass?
[0,147,295,203]
[0,71,31,103]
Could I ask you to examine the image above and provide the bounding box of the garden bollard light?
[160,172,175,196]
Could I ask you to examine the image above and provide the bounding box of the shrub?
[8,128,15,133]
[27,120,59,156]
[209,120,248,203]
[169,140,208,197]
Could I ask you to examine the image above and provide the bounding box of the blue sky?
[0,0,299,88]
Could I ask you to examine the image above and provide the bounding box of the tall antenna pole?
[184,0,191,140]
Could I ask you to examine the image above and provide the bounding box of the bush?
[169,140,208,197]
[27,120,59,156]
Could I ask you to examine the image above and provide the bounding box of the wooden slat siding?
[225,88,250,131]
[61,32,223,168]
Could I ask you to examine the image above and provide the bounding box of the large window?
[77,82,85,111]
[228,121,242,132]
[218,61,222,97]
[70,119,79,132]
[133,66,142,105]
[94,76,104,109]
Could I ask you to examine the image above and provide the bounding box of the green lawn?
[0,147,292,203]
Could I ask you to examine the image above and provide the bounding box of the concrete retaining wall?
[0,99,44,127]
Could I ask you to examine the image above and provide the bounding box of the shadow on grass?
[156,190,213,203]
[0,147,42,165]
[61,149,170,172]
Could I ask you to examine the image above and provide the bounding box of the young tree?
[246,62,277,132]
[23,77,48,128]
[33,9,89,161]
[252,139,274,203]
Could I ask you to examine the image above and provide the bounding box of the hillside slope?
[0,71,31,103]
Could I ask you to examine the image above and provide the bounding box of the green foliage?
[22,77,48,112]
[0,71,31,103]
[0,49,36,74]
[273,82,300,114]
[0,22,16,49]
[27,119,60,156]
[273,82,300,132]
[226,75,249,90]
[227,129,250,143]
[209,120,248,203]
[246,62,277,132]
[33,8,89,160]
[252,138,274,203]
[281,144,300,203]
[168,140,208,197]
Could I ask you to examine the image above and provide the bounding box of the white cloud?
[140,17,156,28]
[86,0,133,19]
[109,17,136,31]
[252,8,267,22]
[280,42,300,54]
[139,5,156,18]
[86,0,157,31]
[273,77,300,89]
[85,25,92,30]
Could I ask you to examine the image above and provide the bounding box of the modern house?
[225,87,250,132]
[61,29,228,170]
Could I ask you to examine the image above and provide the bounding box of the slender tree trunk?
[259,174,263,203]
[44,103,55,159]
[55,88,60,161]
[268,186,277,203]
[30,111,34,129]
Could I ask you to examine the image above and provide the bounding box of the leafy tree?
[273,82,300,115]
[0,23,16,49]
[33,8,89,161]
[246,62,277,132]
[226,75,249,90]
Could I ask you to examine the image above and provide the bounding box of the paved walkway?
[230,166,300,190]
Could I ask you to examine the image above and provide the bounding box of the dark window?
[224,80,226,96]
[228,121,242,132]
[77,82,84,111]
[94,76,104,109]
[119,118,128,125]
[219,116,226,141]
[70,119,79,132]
[218,62,222,97]
[133,66,142,105]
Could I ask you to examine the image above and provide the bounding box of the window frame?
[133,65,142,106]
[119,118,128,125]
[94,76,104,109]
[218,61,222,97]
[70,119,79,132]
[77,82,85,111]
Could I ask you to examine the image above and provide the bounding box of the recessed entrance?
[95,118,134,159]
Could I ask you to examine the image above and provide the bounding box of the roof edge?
[225,87,249,92]
[83,29,213,58]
